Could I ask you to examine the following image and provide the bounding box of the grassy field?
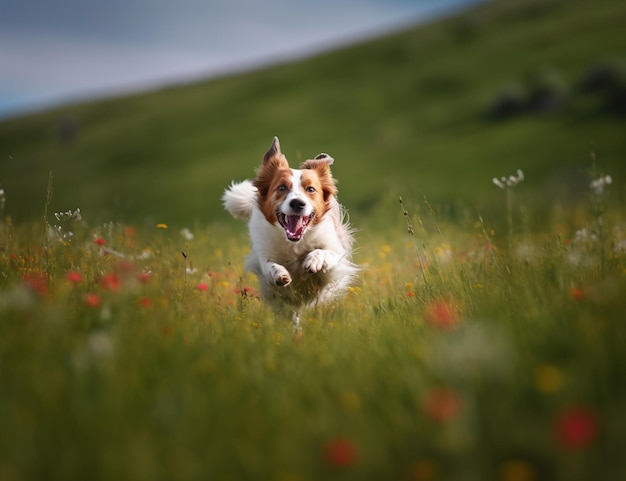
[1,167,625,480]
[1,0,626,479]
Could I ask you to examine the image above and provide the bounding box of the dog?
[222,137,358,325]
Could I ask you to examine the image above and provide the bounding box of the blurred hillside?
[0,0,625,228]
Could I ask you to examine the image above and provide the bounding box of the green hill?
[1,0,625,228]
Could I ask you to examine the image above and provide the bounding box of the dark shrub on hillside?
[581,59,626,114]
[607,77,626,114]
[581,59,626,92]
[487,84,527,119]
[527,69,568,113]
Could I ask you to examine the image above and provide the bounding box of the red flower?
[138,296,152,308]
[570,288,585,301]
[323,438,358,468]
[554,406,598,450]
[66,271,83,283]
[424,299,460,329]
[94,237,106,246]
[424,388,461,422]
[22,272,48,296]
[101,273,121,292]
[197,282,209,291]
[137,272,151,284]
[85,293,102,307]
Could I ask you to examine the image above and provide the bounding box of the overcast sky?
[0,0,481,119]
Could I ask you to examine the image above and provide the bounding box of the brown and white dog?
[222,137,358,324]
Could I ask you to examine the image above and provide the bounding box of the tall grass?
[0,170,625,481]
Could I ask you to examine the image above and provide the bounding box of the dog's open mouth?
[276,212,314,242]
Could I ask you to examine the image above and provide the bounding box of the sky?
[0,0,481,119]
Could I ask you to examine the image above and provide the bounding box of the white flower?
[54,208,82,222]
[180,228,194,240]
[493,169,524,189]
[492,177,506,189]
[590,175,612,196]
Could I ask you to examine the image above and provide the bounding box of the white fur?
[222,175,358,314]
[222,181,257,220]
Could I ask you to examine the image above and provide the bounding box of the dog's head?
[253,137,337,242]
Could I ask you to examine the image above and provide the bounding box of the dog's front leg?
[303,249,341,274]
[264,261,292,287]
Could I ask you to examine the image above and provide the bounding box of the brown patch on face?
[299,162,337,224]
[252,137,292,224]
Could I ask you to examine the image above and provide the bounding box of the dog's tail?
[222,180,257,221]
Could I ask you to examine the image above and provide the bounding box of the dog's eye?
[277,184,287,192]
[306,186,316,193]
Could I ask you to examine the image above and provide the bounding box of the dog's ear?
[263,136,288,167]
[254,136,289,198]
[300,153,334,170]
[301,153,337,201]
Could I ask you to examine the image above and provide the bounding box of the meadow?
[1,164,625,481]
[1,0,626,479]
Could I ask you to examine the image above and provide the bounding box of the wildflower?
[54,208,81,222]
[236,286,259,297]
[554,405,599,450]
[534,364,564,393]
[85,293,102,307]
[570,287,585,301]
[406,291,416,297]
[492,169,524,189]
[137,272,151,284]
[66,271,83,284]
[498,459,536,481]
[590,174,612,196]
[323,438,358,468]
[424,299,460,329]
[197,282,209,291]
[156,223,168,229]
[339,391,361,412]
[185,267,198,275]
[180,228,194,240]
[138,296,152,308]
[124,225,137,237]
[22,272,48,296]
[94,237,106,246]
[100,273,121,292]
[424,388,461,422]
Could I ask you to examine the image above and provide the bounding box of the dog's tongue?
[285,215,307,240]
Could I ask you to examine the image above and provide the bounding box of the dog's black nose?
[289,199,306,211]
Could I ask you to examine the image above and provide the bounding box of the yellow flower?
[534,364,564,393]
[378,244,392,259]
[339,390,361,411]
[156,223,168,229]
[498,459,536,481]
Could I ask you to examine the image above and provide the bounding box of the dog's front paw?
[269,263,292,287]
[303,249,327,274]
